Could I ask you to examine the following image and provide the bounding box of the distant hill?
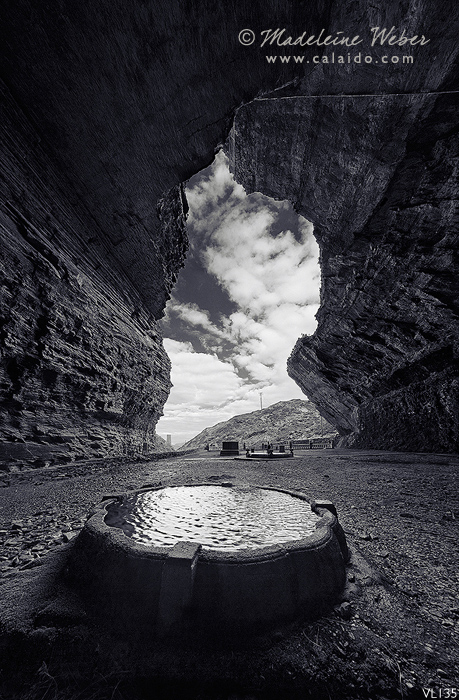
[181,399,337,450]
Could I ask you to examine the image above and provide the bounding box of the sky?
[156,151,321,445]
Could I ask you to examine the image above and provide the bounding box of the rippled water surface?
[119,485,319,551]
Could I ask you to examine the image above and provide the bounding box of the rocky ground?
[0,448,458,700]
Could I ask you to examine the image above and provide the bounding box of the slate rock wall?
[0,83,184,467]
[229,91,459,452]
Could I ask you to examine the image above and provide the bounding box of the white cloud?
[160,338,242,406]
[167,302,229,341]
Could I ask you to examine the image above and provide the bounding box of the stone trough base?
[68,484,349,640]
[244,451,293,459]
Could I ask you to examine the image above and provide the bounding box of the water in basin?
[115,485,320,551]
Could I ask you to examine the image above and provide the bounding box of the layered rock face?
[230,92,459,452]
[1,0,458,459]
[0,84,184,464]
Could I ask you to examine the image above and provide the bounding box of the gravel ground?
[0,448,458,699]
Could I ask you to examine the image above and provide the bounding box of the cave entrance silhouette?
[156,150,321,447]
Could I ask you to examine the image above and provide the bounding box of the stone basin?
[69,483,349,639]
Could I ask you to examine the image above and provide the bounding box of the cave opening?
[156,151,321,447]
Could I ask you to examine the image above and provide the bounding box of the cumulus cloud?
[166,301,228,341]
[160,339,242,408]
[157,151,321,444]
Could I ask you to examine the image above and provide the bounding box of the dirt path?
[0,449,458,699]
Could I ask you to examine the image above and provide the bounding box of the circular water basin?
[70,483,349,638]
[119,485,320,551]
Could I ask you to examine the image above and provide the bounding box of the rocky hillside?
[182,400,336,450]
